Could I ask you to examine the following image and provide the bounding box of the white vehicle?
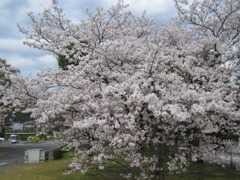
[0,137,4,143]
[8,134,19,144]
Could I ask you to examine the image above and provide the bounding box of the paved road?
[0,141,59,170]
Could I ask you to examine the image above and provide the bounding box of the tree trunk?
[152,143,167,180]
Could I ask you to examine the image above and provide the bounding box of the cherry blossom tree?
[0,58,20,136]
[6,0,240,179]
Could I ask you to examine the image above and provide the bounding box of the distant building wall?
[7,122,24,131]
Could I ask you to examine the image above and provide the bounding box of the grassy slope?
[0,159,128,180]
[0,151,240,180]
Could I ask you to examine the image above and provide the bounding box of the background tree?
[0,58,20,136]
[0,59,34,137]
[8,0,240,179]
[0,58,19,86]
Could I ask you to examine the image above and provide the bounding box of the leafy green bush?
[19,134,29,141]
[27,136,40,142]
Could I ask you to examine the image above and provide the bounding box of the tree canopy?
[5,0,240,179]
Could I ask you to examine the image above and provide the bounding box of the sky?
[0,0,177,77]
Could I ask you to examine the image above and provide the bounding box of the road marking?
[0,162,7,166]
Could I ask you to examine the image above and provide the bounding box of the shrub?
[53,147,64,160]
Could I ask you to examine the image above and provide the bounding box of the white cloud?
[8,54,56,69]
[0,39,33,54]
[7,54,57,77]
[8,57,34,67]
[107,0,176,15]
[0,39,57,77]
[38,54,57,66]
[0,38,50,60]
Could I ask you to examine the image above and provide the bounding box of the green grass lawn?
[0,151,240,180]
[167,162,240,180]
